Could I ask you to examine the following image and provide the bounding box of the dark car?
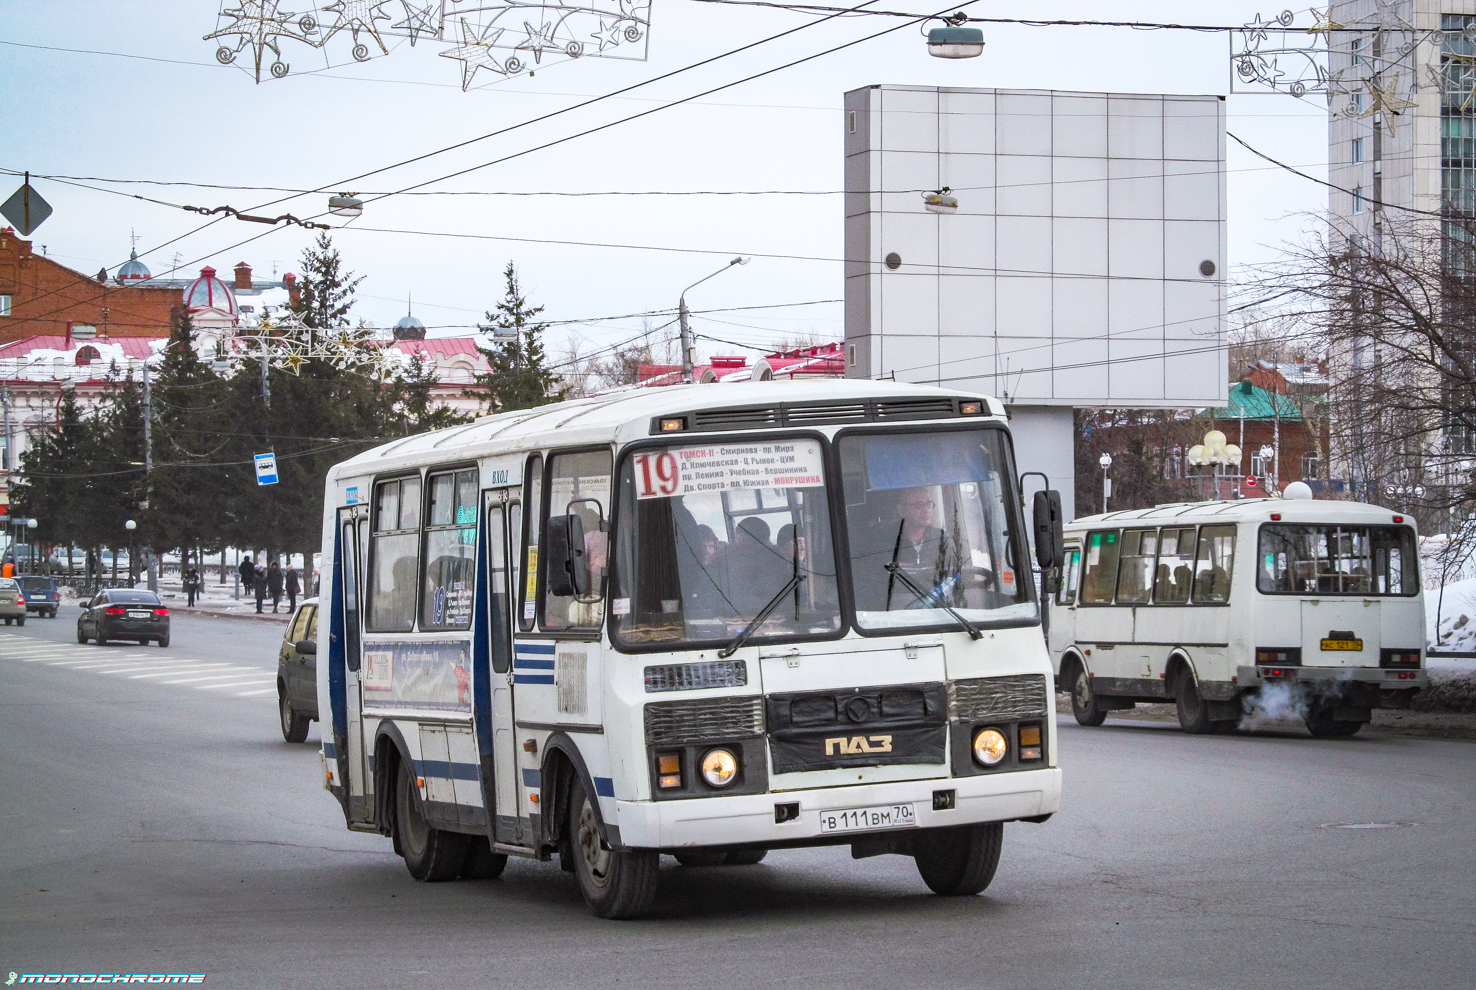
[277,598,318,742]
[77,589,170,647]
[17,576,60,618]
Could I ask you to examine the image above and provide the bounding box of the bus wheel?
[1069,661,1107,726]
[913,822,1003,896]
[395,761,469,881]
[1305,701,1363,738]
[460,836,509,879]
[1175,676,1216,734]
[568,775,658,918]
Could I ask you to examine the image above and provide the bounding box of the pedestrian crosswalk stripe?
[158,672,269,685]
[199,678,273,690]
[235,688,277,697]
[128,664,237,678]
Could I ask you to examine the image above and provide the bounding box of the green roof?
[1211,384,1303,422]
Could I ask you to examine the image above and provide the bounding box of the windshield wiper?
[883,563,983,640]
[717,573,807,659]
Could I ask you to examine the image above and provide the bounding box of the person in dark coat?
[238,555,254,597]
[267,561,284,613]
[254,564,268,613]
[284,564,300,612]
[183,565,202,607]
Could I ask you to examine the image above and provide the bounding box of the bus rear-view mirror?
[545,514,588,598]
[1033,490,1065,571]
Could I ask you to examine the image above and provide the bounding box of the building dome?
[183,266,239,319]
[393,294,426,340]
[116,249,150,283]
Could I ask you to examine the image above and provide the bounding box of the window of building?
[1192,525,1236,603]
[1353,91,1364,113]
[367,475,422,632]
[1351,36,1363,65]
[540,449,613,631]
[1352,137,1364,163]
[0,295,11,317]
[1302,450,1322,479]
[1250,452,1269,478]
[420,467,478,631]
[1080,530,1120,604]
[1114,529,1156,604]
[74,346,100,366]
[1353,186,1365,213]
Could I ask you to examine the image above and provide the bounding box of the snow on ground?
[1427,576,1476,653]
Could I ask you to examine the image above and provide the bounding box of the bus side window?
[1193,525,1236,603]
[541,449,613,632]
[520,455,542,631]
[1115,529,1155,604]
[1057,548,1081,605]
[1080,530,1120,604]
[1154,527,1195,603]
[366,475,421,632]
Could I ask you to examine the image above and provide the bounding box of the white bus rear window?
[1257,524,1416,595]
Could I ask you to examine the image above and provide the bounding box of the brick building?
[0,229,181,343]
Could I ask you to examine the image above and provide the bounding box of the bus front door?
[336,505,374,824]
[477,493,527,845]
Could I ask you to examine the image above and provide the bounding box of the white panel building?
[843,85,1228,519]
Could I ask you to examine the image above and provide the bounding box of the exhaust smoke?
[1239,681,1309,731]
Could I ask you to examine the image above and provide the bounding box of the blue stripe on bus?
[514,674,556,684]
[594,776,615,798]
[415,759,481,782]
[513,658,555,669]
[522,768,541,788]
[322,743,336,759]
[514,643,557,655]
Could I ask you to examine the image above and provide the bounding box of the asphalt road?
[2,612,1473,989]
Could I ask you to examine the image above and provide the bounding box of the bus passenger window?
[420,468,478,631]
[1192,525,1236,603]
[1115,529,1155,604]
[367,476,421,632]
[1057,548,1080,605]
[1080,531,1120,604]
[1154,528,1196,603]
[520,456,542,631]
[542,449,613,631]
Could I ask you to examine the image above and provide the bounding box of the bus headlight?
[972,727,1007,767]
[700,748,739,788]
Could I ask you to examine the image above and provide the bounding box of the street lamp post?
[1259,444,1276,493]
[25,517,36,575]
[678,257,750,383]
[1099,452,1112,512]
[125,519,137,587]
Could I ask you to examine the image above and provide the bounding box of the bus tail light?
[1256,648,1302,667]
[1018,724,1043,761]
[657,752,682,789]
[1380,649,1421,668]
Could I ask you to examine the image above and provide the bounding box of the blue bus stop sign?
[254,452,279,486]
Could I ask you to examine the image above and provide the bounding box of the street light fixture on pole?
[678,257,750,384]
[125,519,137,587]
[1099,452,1112,512]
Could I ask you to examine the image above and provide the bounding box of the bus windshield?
[1257,524,1418,596]
[838,427,1035,632]
[609,437,842,648]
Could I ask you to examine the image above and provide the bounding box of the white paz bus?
[1049,497,1427,738]
[317,380,1066,917]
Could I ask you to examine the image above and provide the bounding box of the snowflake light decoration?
[205,0,651,87]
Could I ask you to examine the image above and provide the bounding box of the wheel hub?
[1074,670,1091,708]
[578,798,612,888]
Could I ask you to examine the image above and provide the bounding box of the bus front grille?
[949,675,1049,723]
[644,696,766,745]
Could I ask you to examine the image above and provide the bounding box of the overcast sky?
[1,1,1328,363]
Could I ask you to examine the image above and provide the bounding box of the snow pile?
[1427,576,1476,650]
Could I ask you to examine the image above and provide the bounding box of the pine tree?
[289,231,364,333]
[465,262,566,413]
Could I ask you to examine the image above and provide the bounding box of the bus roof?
[1067,498,1413,531]
[329,379,1002,479]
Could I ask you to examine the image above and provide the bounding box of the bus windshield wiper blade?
[717,573,807,659]
[884,563,983,640]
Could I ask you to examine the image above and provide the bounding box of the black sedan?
[77,589,170,647]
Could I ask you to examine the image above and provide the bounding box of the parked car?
[0,578,27,625]
[17,576,60,617]
[77,589,169,646]
[277,597,319,742]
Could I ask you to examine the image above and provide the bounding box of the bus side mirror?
[1033,490,1065,570]
[545,515,583,598]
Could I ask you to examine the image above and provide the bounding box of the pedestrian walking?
[238,555,254,598]
[267,561,284,613]
[284,564,300,612]
[254,564,267,614]
[183,565,202,607]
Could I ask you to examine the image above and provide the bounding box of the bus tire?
[395,761,469,882]
[724,849,767,865]
[460,836,509,879]
[913,822,1003,896]
[1175,675,1215,734]
[568,775,658,918]
[279,688,310,743]
[1068,659,1108,727]
[1305,702,1363,738]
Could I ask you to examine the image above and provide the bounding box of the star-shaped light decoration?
[204,0,313,82]
[440,18,511,89]
[391,0,440,45]
[1241,12,1273,49]
[519,19,560,63]
[277,349,309,376]
[1306,7,1343,40]
[321,0,393,56]
[1367,70,1418,118]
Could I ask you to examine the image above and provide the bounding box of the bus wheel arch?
[373,723,413,845]
[1164,653,1195,699]
[540,734,615,856]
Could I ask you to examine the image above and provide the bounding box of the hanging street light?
[927,16,984,59]
[327,193,363,218]
[923,187,959,214]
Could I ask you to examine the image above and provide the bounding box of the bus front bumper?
[612,767,1062,851]
[1237,665,1427,690]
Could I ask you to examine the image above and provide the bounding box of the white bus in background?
[317,380,1066,917]
[1049,497,1427,738]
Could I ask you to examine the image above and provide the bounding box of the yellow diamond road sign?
[1,182,53,237]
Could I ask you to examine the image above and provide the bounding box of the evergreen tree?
[465,262,565,413]
[289,231,364,332]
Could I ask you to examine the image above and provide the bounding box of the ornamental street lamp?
[1099,452,1112,512]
